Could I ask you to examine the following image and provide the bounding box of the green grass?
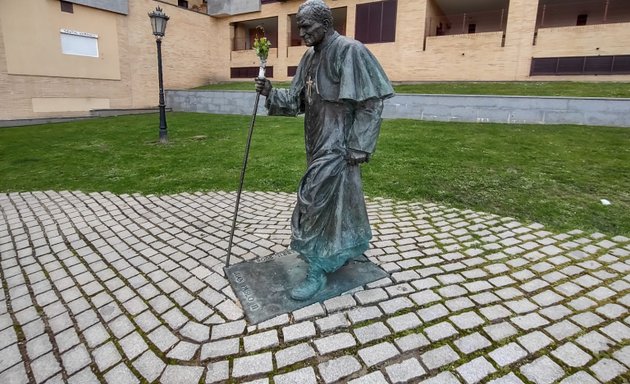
[1,112,629,235]
[193,81,630,98]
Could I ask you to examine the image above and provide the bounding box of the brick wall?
[1,0,630,120]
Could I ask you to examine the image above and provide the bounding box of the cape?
[295,32,395,103]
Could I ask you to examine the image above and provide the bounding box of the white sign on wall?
[60,29,99,57]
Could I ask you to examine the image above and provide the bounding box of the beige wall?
[535,23,630,57]
[0,0,218,120]
[222,0,630,82]
[222,0,512,82]
[127,0,218,108]
[2,0,121,80]
[0,0,133,119]
[221,0,430,82]
[1,0,630,120]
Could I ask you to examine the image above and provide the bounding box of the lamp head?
[148,6,169,39]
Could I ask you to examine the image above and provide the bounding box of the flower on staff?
[253,26,271,61]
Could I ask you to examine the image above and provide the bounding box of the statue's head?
[296,0,334,47]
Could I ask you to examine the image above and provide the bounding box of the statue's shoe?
[290,269,327,301]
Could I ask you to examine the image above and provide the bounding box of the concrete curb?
[166,90,630,128]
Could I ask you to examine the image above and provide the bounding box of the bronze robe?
[266,32,394,273]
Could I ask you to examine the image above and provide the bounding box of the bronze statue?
[255,0,394,300]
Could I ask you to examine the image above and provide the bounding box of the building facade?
[1,0,629,120]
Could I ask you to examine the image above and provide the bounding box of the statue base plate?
[224,249,389,324]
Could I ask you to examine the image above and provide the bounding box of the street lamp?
[148,7,169,144]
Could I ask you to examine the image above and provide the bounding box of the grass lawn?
[193,81,630,98]
[1,112,628,235]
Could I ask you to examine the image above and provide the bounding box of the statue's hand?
[346,149,370,166]
[254,78,272,96]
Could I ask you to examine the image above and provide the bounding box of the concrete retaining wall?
[166,90,630,127]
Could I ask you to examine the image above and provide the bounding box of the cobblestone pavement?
[0,191,629,384]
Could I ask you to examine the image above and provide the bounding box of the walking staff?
[225,29,271,268]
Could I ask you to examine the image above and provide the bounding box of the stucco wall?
[67,0,129,15]
[0,0,133,119]
[2,1,122,80]
[0,0,218,120]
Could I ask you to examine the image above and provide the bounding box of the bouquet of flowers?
[253,26,271,79]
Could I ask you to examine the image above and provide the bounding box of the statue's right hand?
[254,78,272,96]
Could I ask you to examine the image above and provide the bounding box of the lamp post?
[148,7,169,144]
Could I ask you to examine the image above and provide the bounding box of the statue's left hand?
[346,149,369,165]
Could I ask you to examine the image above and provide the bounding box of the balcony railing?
[536,0,630,28]
[427,9,507,37]
[233,37,252,51]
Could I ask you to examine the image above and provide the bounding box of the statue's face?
[296,13,327,47]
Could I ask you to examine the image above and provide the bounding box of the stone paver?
[133,350,165,382]
[0,190,628,384]
[282,321,316,342]
[551,342,591,367]
[275,342,316,368]
[421,345,460,370]
[455,332,492,354]
[243,330,279,352]
[589,358,628,382]
[318,355,362,383]
[456,356,497,384]
[275,367,317,384]
[358,342,400,367]
[489,342,528,367]
[520,356,565,384]
[232,352,273,378]
[160,365,204,384]
[385,357,426,383]
[205,361,229,383]
[314,332,356,354]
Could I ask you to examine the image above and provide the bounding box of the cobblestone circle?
[0,190,629,383]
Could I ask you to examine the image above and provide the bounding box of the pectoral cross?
[306,75,314,104]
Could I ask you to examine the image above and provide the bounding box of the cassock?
[265,31,394,273]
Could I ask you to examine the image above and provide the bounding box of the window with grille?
[231,67,274,78]
[530,55,630,75]
[354,0,397,44]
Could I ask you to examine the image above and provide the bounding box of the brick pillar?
[503,0,539,79]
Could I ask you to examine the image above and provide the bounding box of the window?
[178,0,188,8]
[576,14,588,26]
[231,17,278,51]
[355,0,397,44]
[231,67,274,78]
[60,1,73,13]
[468,24,477,33]
[60,29,99,58]
[557,57,584,74]
[530,55,630,75]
